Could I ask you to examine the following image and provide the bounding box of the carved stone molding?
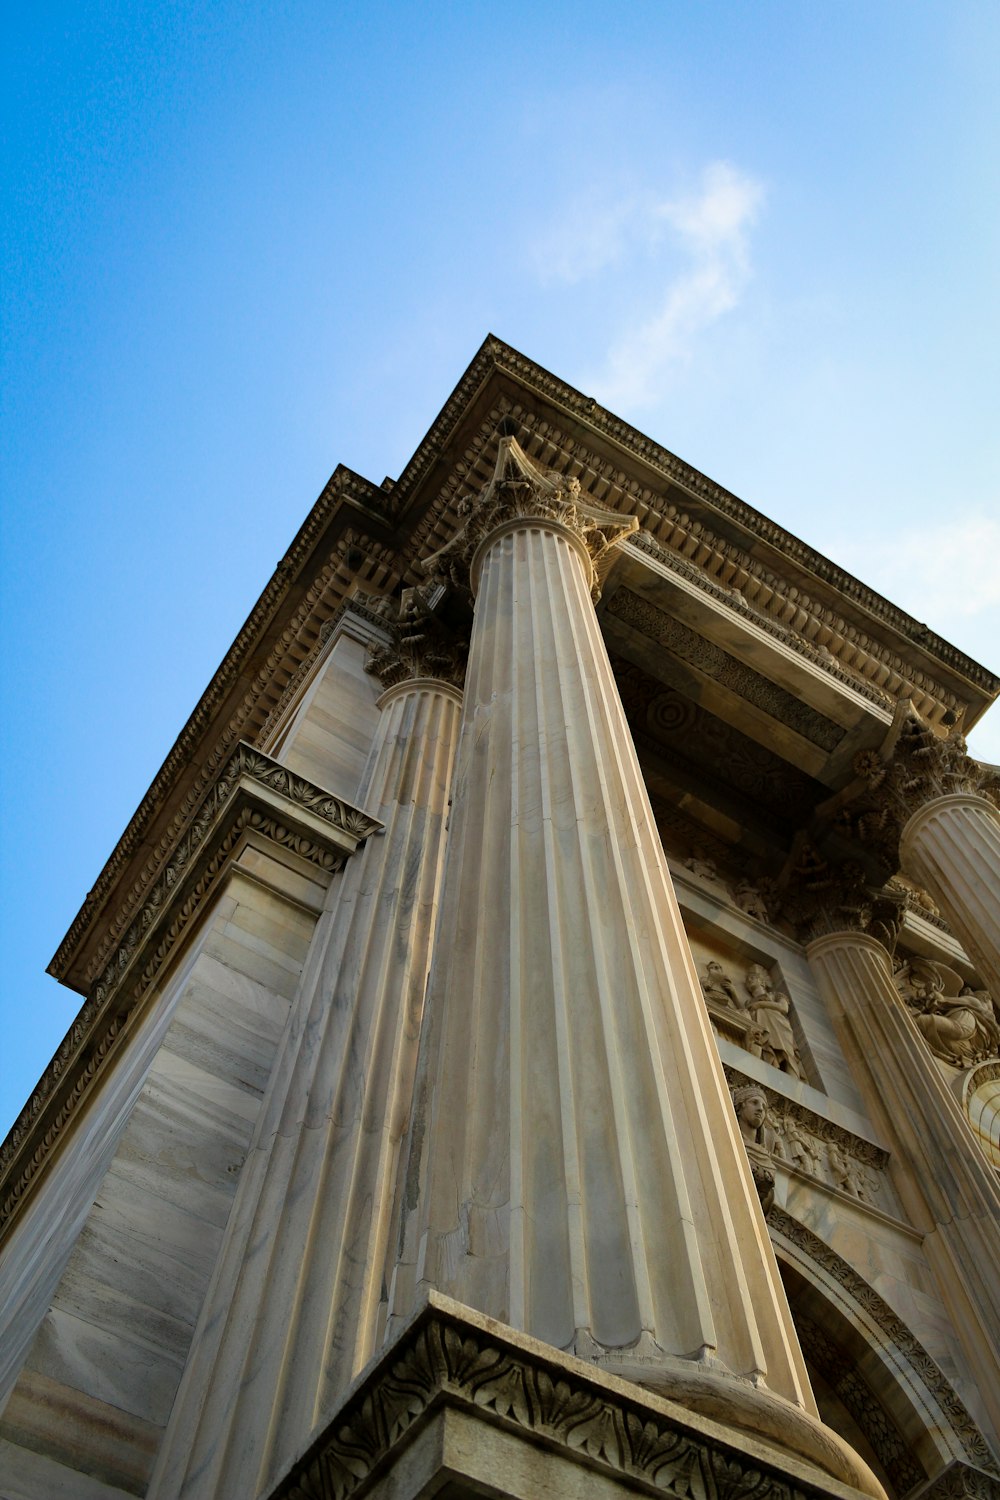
[422,434,638,600]
[608,588,845,753]
[270,1292,871,1500]
[910,1462,1000,1500]
[1,745,382,1237]
[769,1209,1000,1483]
[53,529,399,990]
[360,585,467,690]
[626,532,895,712]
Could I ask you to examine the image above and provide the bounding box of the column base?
[268,1293,885,1500]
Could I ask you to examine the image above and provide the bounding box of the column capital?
[842,707,998,872]
[361,585,468,692]
[422,434,637,600]
[782,840,906,956]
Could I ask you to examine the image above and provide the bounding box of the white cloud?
[595,163,764,409]
[529,162,765,408]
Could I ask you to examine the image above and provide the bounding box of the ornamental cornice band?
[270,1294,844,1500]
[1,746,381,1237]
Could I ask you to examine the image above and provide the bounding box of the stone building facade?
[2,338,999,1500]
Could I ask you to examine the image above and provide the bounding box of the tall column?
[386,438,880,1496]
[148,599,464,1500]
[807,927,1000,1442]
[852,716,1000,996]
[901,792,1000,1000]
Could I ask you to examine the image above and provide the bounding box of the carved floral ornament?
[270,1292,883,1500]
[839,707,1000,871]
[358,584,467,690]
[422,433,638,601]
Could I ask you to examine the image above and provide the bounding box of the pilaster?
[148,603,465,1500]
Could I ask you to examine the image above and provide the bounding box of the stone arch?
[769,1208,999,1498]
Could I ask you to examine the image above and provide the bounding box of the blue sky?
[2,1,998,1135]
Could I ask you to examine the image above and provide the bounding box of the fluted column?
[148,606,463,1500]
[386,439,880,1496]
[808,929,1000,1442]
[901,792,1000,1000]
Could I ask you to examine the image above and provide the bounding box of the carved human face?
[740,1093,766,1129]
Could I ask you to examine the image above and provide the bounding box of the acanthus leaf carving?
[422,434,637,601]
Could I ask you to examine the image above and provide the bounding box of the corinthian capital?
[423,434,638,599]
[362,586,467,691]
[854,711,990,820]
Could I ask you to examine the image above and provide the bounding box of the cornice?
[47,338,999,998]
[478,341,999,702]
[2,745,380,1239]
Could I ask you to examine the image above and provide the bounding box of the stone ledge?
[270,1293,881,1500]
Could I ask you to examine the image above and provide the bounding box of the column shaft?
[149,677,462,1500]
[900,792,1000,1000]
[390,521,811,1403]
[808,930,1000,1443]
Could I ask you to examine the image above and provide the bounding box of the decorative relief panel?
[696,956,807,1081]
[726,1069,891,1214]
[892,957,1000,1070]
[607,587,845,753]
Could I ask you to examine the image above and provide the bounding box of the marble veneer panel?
[0,858,323,1497]
[270,627,382,800]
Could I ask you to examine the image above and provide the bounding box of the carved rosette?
[423,434,638,600]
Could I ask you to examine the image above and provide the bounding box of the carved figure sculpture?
[734,880,769,923]
[700,959,743,1012]
[783,1119,822,1178]
[744,964,806,1079]
[730,1084,781,1213]
[895,958,1000,1068]
[685,849,720,882]
[826,1141,869,1200]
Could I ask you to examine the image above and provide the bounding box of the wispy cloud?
[530,161,765,408]
[597,163,764,409]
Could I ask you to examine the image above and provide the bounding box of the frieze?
[271,1295,834,1500]
[724,1066,890,1206]
[768,1207,1000,1480]
[626,531,895,711]
[608,588,844,753]
[1,745,381,1235]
